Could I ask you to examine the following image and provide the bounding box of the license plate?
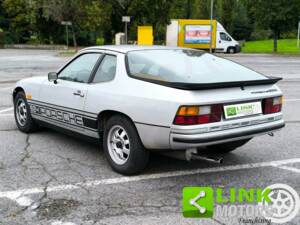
[224,101,262,119]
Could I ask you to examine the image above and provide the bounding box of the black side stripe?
[28,99,97,117]
[83,117,98,129]
[32,112,98,132]
[29,103,98,131]
[29,102,96,120]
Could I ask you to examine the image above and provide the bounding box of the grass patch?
[59,51,77,57]
[58,50,77,57]
[242,39,300,54]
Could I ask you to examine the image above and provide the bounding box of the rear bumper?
[170,114,284,149]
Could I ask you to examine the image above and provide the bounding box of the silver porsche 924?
[13,45,285,174]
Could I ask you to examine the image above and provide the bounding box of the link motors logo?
[182,184,300,224]
[259,184,300,223]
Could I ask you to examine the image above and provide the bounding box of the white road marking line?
[0,157,300,206]
[51,221,77,225]
[275,165,300,173]
[0,107,13,113]
[4,192,34,207]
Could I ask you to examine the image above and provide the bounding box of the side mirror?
[48,72,58,84]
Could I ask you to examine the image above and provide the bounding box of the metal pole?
[209,0,214,53]
[297,21,300,48]
[66,25,69,49]
[125,22,128,44]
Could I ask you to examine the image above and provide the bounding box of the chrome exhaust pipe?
[159,148,224,164]
[186,148,223,164]
[190,153,223,164]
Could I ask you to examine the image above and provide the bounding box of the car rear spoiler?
[155,76,282,90]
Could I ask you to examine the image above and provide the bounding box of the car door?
[218,32,232,52]
[37,52,103,131]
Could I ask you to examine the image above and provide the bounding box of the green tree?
[0,0,8,29]
[170,0,189,19]
[220,0,235,33]
[254,0,300,52]
[192,0,210,19]
[127,0,172,42]
[231,2,252,40]
[2,0,37,42]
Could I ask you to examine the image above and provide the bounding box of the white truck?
[166,19,241,53]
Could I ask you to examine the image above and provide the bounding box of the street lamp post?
[61,21,72,49]
[122,16,130,44]
[297,21,300,49]
[209,0,214,53]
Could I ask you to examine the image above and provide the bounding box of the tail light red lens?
[263,96,283,114]
[174,104,222,125]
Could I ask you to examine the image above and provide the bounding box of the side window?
[59,53,101,83]
[220,32,232,41]
[92,55,117,83]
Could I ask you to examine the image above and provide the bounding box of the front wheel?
[206,138,252,153]
[14,92,39,133]
[103,115,149,175]
[227,47,236,54]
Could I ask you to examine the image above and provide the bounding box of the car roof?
[81,45,194,54]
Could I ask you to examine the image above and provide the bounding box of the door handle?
[73,90,84,97]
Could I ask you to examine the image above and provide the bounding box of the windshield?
[126,49,267,84]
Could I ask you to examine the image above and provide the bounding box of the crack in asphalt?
[31,156,59,183]
[20,134,31,176]
[52,151,92,196]
[5,178,53,221]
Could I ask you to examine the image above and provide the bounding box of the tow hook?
[186,148,223,164]
[268,132,274,137]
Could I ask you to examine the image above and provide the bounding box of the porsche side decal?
[29,102,97,131]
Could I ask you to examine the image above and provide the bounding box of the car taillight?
[173,104,222,125]
[263,96,283,114]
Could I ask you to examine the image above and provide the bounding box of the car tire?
[206,138,251,153]
[14,92,39,133]
[227,47,236,54]
[103,115,149,175]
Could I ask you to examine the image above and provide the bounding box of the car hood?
[15,76,47,86]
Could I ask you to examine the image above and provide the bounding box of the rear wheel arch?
[97,110,145,147]
[97,110,138,136]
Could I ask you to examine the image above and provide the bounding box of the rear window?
[126,49,267,84]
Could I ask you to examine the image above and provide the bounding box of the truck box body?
[166,19,240,53]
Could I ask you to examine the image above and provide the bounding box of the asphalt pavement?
[0,49,299,225]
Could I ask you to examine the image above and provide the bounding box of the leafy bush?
[281,30,297,39]
[26,35,40,45]
[96,37,104,45]
[0,29,4,47]
[250,29,272,41]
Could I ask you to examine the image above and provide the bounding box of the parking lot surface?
[0,49,300,225]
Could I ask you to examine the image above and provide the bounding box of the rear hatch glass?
[126,49,280,90]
